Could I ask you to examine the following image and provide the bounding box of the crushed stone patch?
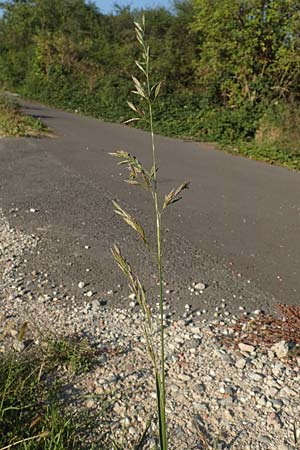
[0,209,299,449]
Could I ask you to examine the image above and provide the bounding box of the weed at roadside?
[42,336,99,375]
[0,93,48,138]
[0,335,108,450]
[111,17,189,450]
[0,348,76,449]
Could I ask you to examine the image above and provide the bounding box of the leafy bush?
[230,141,300,170]
[199,104,261,143]
[0,93,48,137]
[256,101,300,155]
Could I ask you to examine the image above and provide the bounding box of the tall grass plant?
[111,17,189,449]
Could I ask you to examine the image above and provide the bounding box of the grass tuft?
[0,337,103,449]
[0,93,48,138]
[42,336,99,375]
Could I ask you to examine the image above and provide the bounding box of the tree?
[192,0,300,106]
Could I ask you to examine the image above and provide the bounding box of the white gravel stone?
[194,282,206,291]
[271,340,291,359]
[86,290,94,297]
[278,445,290,450]
[238,342,256,353]
[249,372,264,382]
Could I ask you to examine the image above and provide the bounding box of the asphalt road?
[0,100,299,314]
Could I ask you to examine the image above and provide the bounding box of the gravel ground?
[0,209,299,450]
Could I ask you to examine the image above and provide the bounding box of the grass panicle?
[111,17,189,450]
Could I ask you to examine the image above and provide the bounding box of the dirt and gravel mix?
[1,209,299,450]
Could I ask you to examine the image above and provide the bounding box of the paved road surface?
[0,100,299,314]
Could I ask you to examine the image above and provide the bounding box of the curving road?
[0,100,299,314]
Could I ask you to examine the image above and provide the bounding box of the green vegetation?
[0,0,299,167]
[0,93,48,137]
[0,337,101,450]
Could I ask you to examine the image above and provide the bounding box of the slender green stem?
[154,195,167,450]
[145,47,167,449]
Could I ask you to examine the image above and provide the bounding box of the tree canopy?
[0,0,299,161]
[192,0,300,105]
